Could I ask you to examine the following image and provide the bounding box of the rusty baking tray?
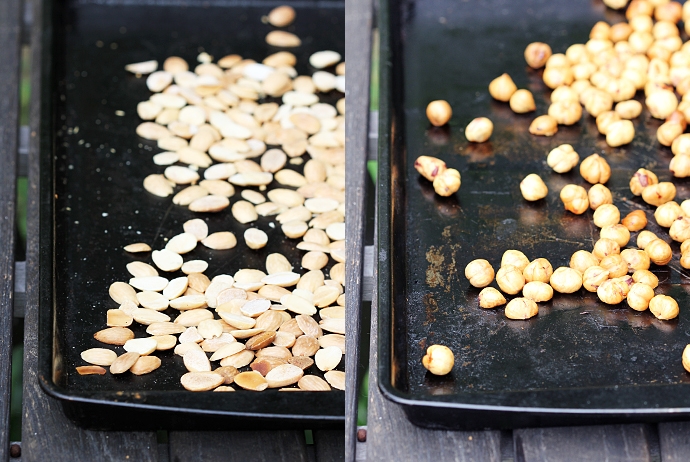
[377,0,690,430]
[38,0,344,430]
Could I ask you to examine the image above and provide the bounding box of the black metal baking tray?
[378,0,690,430]
[38,0,344,430]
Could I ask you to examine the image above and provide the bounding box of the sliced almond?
[267,189,305,208]
[152,249,184,272]
[150,334,177,350]
[188,195,230,212]
[228,172,273,187]
[124,242,152,253]
[184,349,212,372]
[169,295,207,310]
[215,366,239,385]
[136,122,171,140]
[130,355,162,375]
[261,272,300,287]
[175,308,214,327]
[198,319,224,339]
[220,349,255,368]
[183,218,209,241]
[202,231,237,250]
[181,371,224,391]
[246,331,278,350]
[110,352,141,374]
[109,281,138,305]
[273,331,297,348]
[256,346,293,360]
[175,342,203,357]
[298,375,331,391]
[107,309,133,327]
[200,333,236,352]
[324,370,345,390]
[279,318,305,337]
[240,299,272,317]
[123,338,158,356]
[265,364,304,388]
[182,260,209,274]
[126,60,158,74]
[319,317,345,334]
[319,306,345,319]
[296,314,322,338]
[187,273,211,292]
[315,346,342,371]
[281,294,317,315]
[266,31,301,48]
[131,308,171,325]
[292,335,320,357]
[232,200,259,224]
[297,270,325,292]
[173,186,208,206]
[209,342,246,361]
[302,251,328,271]
[126,261,158,278]
[218,312,256,330]
[94,327,135,346]
[330,263,345,285]
[289,355,315,370]
[282,220,308,239]
[81,348,118,366]
[244,228,268,249]
[255,310,284,331]
[163,276,188,299]
[199,179,235,197]
[251,357,288,376]
[129,276,169,292]
[258,285,291,302]
[76,365,106,376]
[318,334,345,353]
[136,291,169,311]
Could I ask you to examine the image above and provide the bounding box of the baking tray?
[377,0,690,430]
[38,0,344,430]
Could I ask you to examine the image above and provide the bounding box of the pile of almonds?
[75,5,346,393]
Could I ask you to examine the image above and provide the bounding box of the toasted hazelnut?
[654,201,684,227]
[529,115,559,136]
[520,174,548,201]
[670,216,690,242]
[522,281,553,302]
[621,69,646,90]
[621,249,651,272]
[524,42,552,69]
[655,2,682,22]
[602,224,630,247]
[649,294,679,320]
[593,203,620,228]
[658,121,684,146]
[580,154,611,184]
[600,254,628,278]
[628,1,654,20]
[590,21,611,40]
[593,238,621,259]
[626,283,654,311]
[637,230,659,250]
[573,63,596,80]
[501,250,530,271]
[583,89,613,116]
[642,182,676,206]
[464,259,495,288]
[645,239,673,265]
[615,100,643,119]
[509,89,536,113]
[629,30,654,53]
[666,110,687,130]
[611,22,634,42]
[548,100,582,125]
[496,265,526,295]
[465,117,493,143]
[630,168,659,196]
[560,184,589,214]
[606,120,635,147]
[682,238,690,254]
[583,266,610,292]
[550,267,583,293]
[571,79,593,95]
[646,89,679,119]
[478,287,506,309]
[680,250,690,269]
[414,155,446,182]
[432,168,461,196]
[671,133,690,155]
[523,258,553,283]
[622,210,648,232]
[551,86,580,103]
[426,100,452,126]
[488,73,517,102]
[546,53,569,68]
[597,278,628,304]
[543,66,574,89]
[547,144,580,173]
[670,154,690,177]
[632,269,659,288]
[606,78,637,102]
[570,250,600,274]
[504,297,539,320]
[682,345,690,373]
[596,111,621,135]
[422,345,454,375]
[588,184,613,210]
[604,0,630,10]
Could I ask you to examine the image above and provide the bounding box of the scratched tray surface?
[379,0,690,425]
[40,0,344,428]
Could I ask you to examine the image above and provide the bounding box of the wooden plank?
[20,1,159,460]
[313,430,344,462]
[0,0,22,460]
[658,422,690,462]
[168,431,308,461]
[344,0,373,459]
[514,425,653,462]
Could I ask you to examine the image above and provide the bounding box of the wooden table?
[0,1,344,460]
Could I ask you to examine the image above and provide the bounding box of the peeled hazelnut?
[504,298,539,320]
[583,266,610,292]
[669,216,690,242]
[465,117,493,143]
[682,199,690,216]
[583,89,613,117]
[464,259,494,288]
[665,111,686,130]
[601,224,631,247]
[547,144,580,173]
[509,89,536,113]
[632,269,659,288]
[649,294,679,320]
[600,254,629,278]
[523,258,553,283]
[670,154,690,177]
[496,264,526,295]
[646,89,678,119]
[588,185,613,211]
[590,21,611,40]
[657,121,684,146]
[548,100,582,125]
[520,174,548,201]
[522,281,553,302]
[604,0,630,10]
[682,239,690,253]
[596,111,621,135]
[671,134,690,155]
[543,66,574,89]
[592,238,621,259]
[593,203,620,228]
[605,78,637,103]
[621,249,651,272]
[630,168,659,196]
[655,2,682,22]
[432,168,461,196]
[580,154,611,184]
[629,30,654,53]
[570,250,600,274]
[545,53,569,68]
[627,283,655,311]
[642,182,676,206]
[611,22,634,42]
[501,250,530,272]
[488,73,517,102]
[478,287,506,309]
[654,201,684,227]
[597,278,628,304]
[524,42,552,69]
[560,184,589,214]
[422,345,454,375]
[426,100,452,126]
[645,239,673,265]
[414,155,446,182]
[551,86,579,103]
[637,230,659,250]
[680,250,690,269]
[529,115,559,136]
[615,100,643,119]
[622,210,648,231]
[627,1,654,20]
[682,345,690,373]
[550,267,583,293]
[606,120,635,147]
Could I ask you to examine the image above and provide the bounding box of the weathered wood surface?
[168,431,309,462]
[313,430,345,462]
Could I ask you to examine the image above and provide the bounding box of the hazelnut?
[654,201,684,227]
[551,86,579,103]
[628,1,654,21]
[642,182,676,206]
[611,22,633,42]
[432,168,461,196]
[596,111,621,135]
[529,115,559,136]
[621,69,646,90]
[545,53,569,68]
[580,153,611,184]
[604,0,629,10]
[593,203,620,228]
[629,168,659,196]
[524,42,552,69]
[671,133,690,155]
[464,259,494,288]
[501,250,530,271]
[504,298,539,320]
[509,89,536,113]
[572,79,593,95]
[646,89,678,119]
[669,216,690,242]
[637,230,659,250]
[583,89,613,117]
[550,267,583,293]
[605,78,637,102]
[615,100,643,119]
[590,21,611,40]
[496,264,526,295]
[570,250,600,274]
[543,66,574,89]
[657,121,684,146]
[520,174,548,201]
[548,100,582,125]
[680,251,690,269]
[588,185,613,211]
[522,281,553,302]
[670,154,690,177]
[478,287,506,309]
[622,210,648,231]
[649,294,679,320]
[414,155,446,182]
[422,345,454,375]
[682,345,690,373]
[600,254,628,278]
[488,73,517,102]
[465,117,493,143]
[601,224,630,247]
[682,199,690,216]
[592,238,621,259]
[583,266,610,292]
[597,278,629,304]
[645,239,673,265]
[560,184,589,214]
[547,144,579,173]
[621,249,651,272]
[682,238,690,254]
[632,269,659,288]
[426,100,452,126]
[655,2,682,22]
[573,63,596,80]
[606,120,635,147]
[629,30,654,53]
[523,258,553,283]
[627,283,655,311]
[666,111,687,130]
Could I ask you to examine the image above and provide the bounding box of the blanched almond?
[94,327,135,346]
[184,349,212,372]
[202,232,237,250]
[188,195,230,212]
[76,366,106,376]
[265,364,303,388]
[183,218,209,241]
[130,355,162,375]
[298,375,331,391]
[181,371,224,391]
[124,242,152,253]
[110,352,141,374]
[81,348,118,366]
[324,370,345,390]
